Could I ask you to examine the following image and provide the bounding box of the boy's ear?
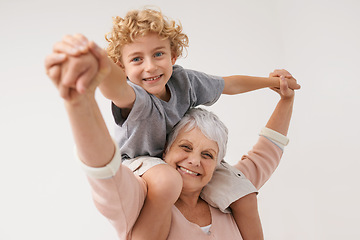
[171,54,177,65]
[117,61,125,69]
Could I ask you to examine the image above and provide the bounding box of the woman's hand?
[269,69,296,100]
[270,76,295,100]
[53,33,90,56]
[45,34,93,91]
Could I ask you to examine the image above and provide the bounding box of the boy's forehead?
[122,33,171,55]
[131,32,170,45]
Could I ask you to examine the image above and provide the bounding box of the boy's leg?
[131,164,183,240]
[230,193,264,240]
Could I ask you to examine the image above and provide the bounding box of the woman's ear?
[162,143,168,159]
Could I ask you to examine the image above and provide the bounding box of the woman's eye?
[180,145,191,151]
[203,153,214,159]
[154,52,163,57]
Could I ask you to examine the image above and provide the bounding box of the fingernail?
[56,53,66,60]
[70,48,78,55]
[78,45,87,52]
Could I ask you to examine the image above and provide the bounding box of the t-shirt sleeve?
[112,81,152,126]
[76,141,147,239]
[184,68,225,106]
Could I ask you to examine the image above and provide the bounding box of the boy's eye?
[154,52,163,57]
[131,57,141,62]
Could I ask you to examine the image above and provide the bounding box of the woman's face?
[164,127,219,193]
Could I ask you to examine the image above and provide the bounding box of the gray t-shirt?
[112,65,224,159]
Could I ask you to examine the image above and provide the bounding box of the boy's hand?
[269,69,301,90]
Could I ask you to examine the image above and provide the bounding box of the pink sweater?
[83,136,283,239]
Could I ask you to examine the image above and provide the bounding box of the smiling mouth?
[143,75,162,81]
[178,166,200,176]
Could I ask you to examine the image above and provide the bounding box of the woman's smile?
[164,127,218,191]
[177,166,201,176]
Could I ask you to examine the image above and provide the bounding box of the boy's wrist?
[268,77,280,88]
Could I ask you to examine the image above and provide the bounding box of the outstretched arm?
[265,77,294,135]
[46,42,149,239]
[46,41,115,167]
[265,70,295,135]
[234,72,296,189]
[222,69,300,95]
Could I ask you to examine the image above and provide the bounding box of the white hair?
[166,108,228,163]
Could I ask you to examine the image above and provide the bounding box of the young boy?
[48,7,299,239]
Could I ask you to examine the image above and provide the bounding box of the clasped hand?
[44,34,110,102]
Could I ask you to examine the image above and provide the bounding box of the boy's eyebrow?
[126,46,168,59]
[126,52,142,59]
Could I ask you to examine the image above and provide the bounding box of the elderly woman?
[47,43,295,239]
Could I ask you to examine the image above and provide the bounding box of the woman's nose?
[188,155,201,166]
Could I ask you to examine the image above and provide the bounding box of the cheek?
[203,162,216,178]
[165,151,187,166]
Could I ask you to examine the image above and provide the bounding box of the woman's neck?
[176,190,201,209]
[175,191,212,227]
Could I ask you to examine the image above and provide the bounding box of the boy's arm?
[95,54,135,111]
[222,70,300,95]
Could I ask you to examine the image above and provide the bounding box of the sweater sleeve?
[234,128,288,190]
[76,142,147,239]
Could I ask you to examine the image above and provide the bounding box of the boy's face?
[120,33,177,100]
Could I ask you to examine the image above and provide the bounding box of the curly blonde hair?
[105,8,189,64]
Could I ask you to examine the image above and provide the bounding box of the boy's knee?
[143,164,183,203]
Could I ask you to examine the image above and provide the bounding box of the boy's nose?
[144,59,157,72]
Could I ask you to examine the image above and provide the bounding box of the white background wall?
[1,0,359,239]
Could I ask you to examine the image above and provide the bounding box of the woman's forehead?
[176,128,218,151]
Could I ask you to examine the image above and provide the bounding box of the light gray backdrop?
[1,0,359,239]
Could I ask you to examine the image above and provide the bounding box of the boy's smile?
[120,33,177,101]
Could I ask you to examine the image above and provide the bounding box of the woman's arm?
[64,94,115,168]
[45,41,116,167]
[234,75,296,189]
[46,42,147,238]
[58,43,116,168]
